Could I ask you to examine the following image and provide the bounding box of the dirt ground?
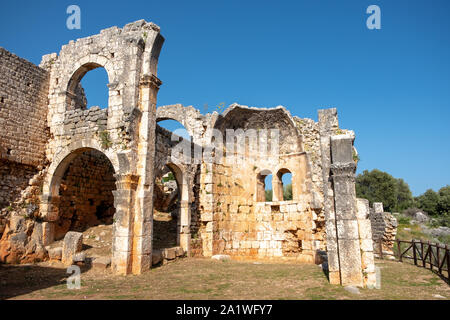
[49,224,113,258]
[0,258,449,300]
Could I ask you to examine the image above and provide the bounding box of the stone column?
[356,198,377,288]
[111,173,139,275]
[39,194,60,246]
[200,162,214,256]
[330,135,363,287]
[131,74,161,275]
[178,200,191,253]
[318,108,341,284]
[272,173,283,202]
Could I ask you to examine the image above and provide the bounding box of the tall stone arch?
[39,20,165,275]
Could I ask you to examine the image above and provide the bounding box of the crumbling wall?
[369,202,398,255]
[0,47,50,246]
[198,104,326,261]
[294,117,323,198]
[0,47,50,167]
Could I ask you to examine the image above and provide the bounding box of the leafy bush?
[428,213,450,228]
[162,172,175,183]
[397,215,411,225]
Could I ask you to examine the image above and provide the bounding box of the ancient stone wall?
[195,104,328,262]
[369,202,398,255]
[0,47,50,167]
[154,124,201,252]
[294,117,323,199]
[0,47,50,244]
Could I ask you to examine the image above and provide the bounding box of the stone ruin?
[369,202,398,258]
[0,19,384,287]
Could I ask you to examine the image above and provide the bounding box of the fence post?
[421,241,426,268]
[413,240,417,266]
[446,244,449,282]
[397,239,402,262]
[437,244,441,274]
[428,241,433,270]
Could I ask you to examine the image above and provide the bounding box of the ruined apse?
[0,19,376,288]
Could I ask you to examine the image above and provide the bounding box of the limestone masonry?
[0,19,395,288]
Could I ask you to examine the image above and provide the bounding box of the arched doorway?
[45,147,117,260]
[152,163,182,250]
[154,118,196,255]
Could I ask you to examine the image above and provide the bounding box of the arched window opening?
[157,119,191,141]
[276,169,293,201]
[256,169,272,202]
[265,174,273,201]
[80,67,109,110]
[67,64,109,111]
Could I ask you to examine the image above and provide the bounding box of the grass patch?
[2,259,449,300]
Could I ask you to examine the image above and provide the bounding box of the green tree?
[437,185,450,215]
[355,169,398,211]
[414,189,440,215]
[395,178,414,211]
[283,184,293,201]
[265,189,273,202]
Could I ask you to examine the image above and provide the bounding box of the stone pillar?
[272,173,283,202]
[39,194,60,245]
[200,162,214,256]
[330,134,363,287]
[131,74,161,275]
[111,173,139,275]
[178,200,191,253]
[318,108,341,284]
[356,198,377,288]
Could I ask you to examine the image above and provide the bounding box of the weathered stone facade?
[0,19,378,287]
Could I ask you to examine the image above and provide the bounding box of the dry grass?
[1,258,449,300]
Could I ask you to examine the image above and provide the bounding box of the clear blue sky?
[1,0,449,196]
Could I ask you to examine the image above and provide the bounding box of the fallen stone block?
[175,246,184,257]
[92,256,111,269]
[163,247,177,260]
[211,254,231,261]
[62,231,83,265]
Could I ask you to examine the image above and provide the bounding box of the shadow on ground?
[0,263,91,299]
